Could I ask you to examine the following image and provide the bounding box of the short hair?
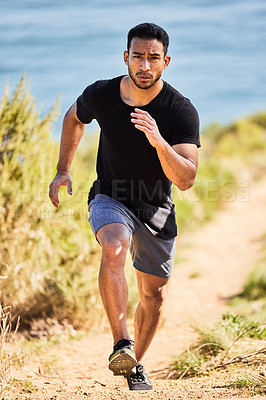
[127,23,169,56]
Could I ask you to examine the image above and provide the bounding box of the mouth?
[136,74,152,82]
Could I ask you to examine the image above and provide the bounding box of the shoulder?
[164,82,197,109]
[163,82,199,120]
[83,75,124,96]
[161,82,200,146]
[76,76,124,122]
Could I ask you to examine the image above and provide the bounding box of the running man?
[49,22,200,391]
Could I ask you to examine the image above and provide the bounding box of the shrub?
[0,75,102,329]
[172,313,266,379]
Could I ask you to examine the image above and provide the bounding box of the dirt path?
[6,178,266,400]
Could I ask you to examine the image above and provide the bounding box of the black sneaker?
[126,364,153,391]
[108,339,137,376]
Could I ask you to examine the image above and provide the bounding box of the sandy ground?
[4,177,266,399]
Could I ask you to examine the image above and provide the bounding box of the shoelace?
[131,366,145,383]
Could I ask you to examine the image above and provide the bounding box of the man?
[49,22,200,391]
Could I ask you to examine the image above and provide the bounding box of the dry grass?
[0,303,24,397]
[170,313,266,382]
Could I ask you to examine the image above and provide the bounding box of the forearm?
[57,103,85,172]
[156,141,197,191]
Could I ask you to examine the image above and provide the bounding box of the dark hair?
[127,23,169,56]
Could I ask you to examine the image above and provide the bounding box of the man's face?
[124,37,170,90]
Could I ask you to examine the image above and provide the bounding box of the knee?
[97,224,130,261]
[101,236,129,261]
[141,285,167,312]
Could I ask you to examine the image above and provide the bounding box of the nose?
[140,58,150,71]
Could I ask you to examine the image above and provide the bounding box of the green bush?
[172,312,266,379]
[240,263,266,301]
[0,75,102,329]
[218,312,266,340]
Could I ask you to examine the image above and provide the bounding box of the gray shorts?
[88,194,176,279]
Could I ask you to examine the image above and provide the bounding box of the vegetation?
[227,372,266,396]
[171,235,266,395]
[0,75,102,330]
[0,304,23,396]
[229,233,266,322]
[171,312,265,387]
[173,111,266,232]
[170,115,266,393]
[1,75,266,334]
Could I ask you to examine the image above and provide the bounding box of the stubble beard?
[128,66,162,90]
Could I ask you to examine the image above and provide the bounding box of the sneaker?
[126,364,153,391]
[108,338,137,376]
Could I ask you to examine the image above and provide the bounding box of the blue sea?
[1,0,266,138]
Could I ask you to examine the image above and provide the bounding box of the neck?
[120,76,163,107]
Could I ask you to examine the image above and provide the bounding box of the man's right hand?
[49,171,73,208]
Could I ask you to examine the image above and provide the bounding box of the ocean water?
[0,0,266,138]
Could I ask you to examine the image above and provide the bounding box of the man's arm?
[49,102,85,207]
[156,142,198,191]
[131,108,198,191]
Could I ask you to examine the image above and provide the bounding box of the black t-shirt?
[76,75,200,239]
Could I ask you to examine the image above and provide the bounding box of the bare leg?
[97,223,131,345]
[134,269,168,363]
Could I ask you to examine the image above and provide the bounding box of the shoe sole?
[129,386,153,391]
[109,351,137,376]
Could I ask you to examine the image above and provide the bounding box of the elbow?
[175,166,197,191]
[176,177,195,191]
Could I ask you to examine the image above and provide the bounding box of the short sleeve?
[169,100,201,148]
[76,83,95,124]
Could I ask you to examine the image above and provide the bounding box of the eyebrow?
[132,51,161,57]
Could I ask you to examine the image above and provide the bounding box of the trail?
[8,178,266,400]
